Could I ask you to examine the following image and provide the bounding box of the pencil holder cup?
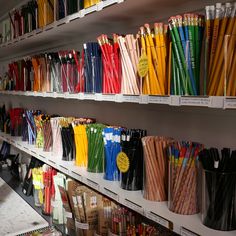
[120,141,143,191]
[168,161,200,215]
[201,169,236,231]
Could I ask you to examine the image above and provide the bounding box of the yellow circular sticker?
[138,52,149,77]
[116,152,130,173]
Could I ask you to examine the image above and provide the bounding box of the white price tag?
[69,93,80,99]
[101,94,116,102]
[71,171,82,182]
[224,97,236,109]
[65,211,73,218]
[115,94,123,103]
[148,95,170,104]
[64,92,70,99]
[84,93,95,100]
[139,95,149,104]
[85,178,99,191]
[58,165,69,174]
[76,221,89,230]
[103,187,119,201]
[39,154,46,159]
[95,93,103,101]
[180,96,210,107]
[96,1,104,11]
[210,96,224,108]
[123,95,140,103]
[170,95,180,106]
[180,227,199,236]
[79,9,85,18]
[124,199,144,215]
[146,211,172,229]
[57,93,64,98]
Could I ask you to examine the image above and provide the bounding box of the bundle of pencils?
[84,0,101,8]
[206,2,236,96]
[42,165,54,215]
[37,0,54,28]
[50,117,63,160]
[140,23,168,95]
[25,110,41,145]
[58,51,77,93]
[103,127,122,181]
[167,141,203,215]
[169,14,204,95]
[59,117,75,161]
[73,118,95,167]
[42,115,53,152]
[118,35,140,95]
[9,108,24,136]
[22,112,29,142]
[120,129,146,190]
[47,53,63,93]
[97,34,121,94]
[87,123,106,172]
[199,148,236,230]
[72,50,85,93]
[34,113,44,148]
[83,42,102,93]
[142,136,173,201]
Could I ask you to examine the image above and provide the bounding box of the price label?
[65,211,73,218]
[149,95,170,104]
[75,221,89,230]
[58,165,69,174]
[139,95,149,104]
[146,211,172,229]
[180,227,200,236]
[84,93,95,100]
[115,94,123,103]
[180,96,210,107]
[123,95,140,103]
[138,52,148,77]
[103,187,119,201]
[171,95,180,106]
[101,94,116,102]
[95,93,103,101]
[79,9,85,18]
[86,178,99,191]
[96,1,104,11]
[124,199,144,215]
[224,97,236,109]
[71,171,83,182]
[210,96,224,108]
[117,152,129,173]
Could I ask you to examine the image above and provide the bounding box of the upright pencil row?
[0,0,101,42]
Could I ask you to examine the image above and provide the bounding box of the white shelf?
[0,90,234,109]
[0,131,235,236]
[0,0,229,61]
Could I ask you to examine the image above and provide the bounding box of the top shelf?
[0,0,229,61]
